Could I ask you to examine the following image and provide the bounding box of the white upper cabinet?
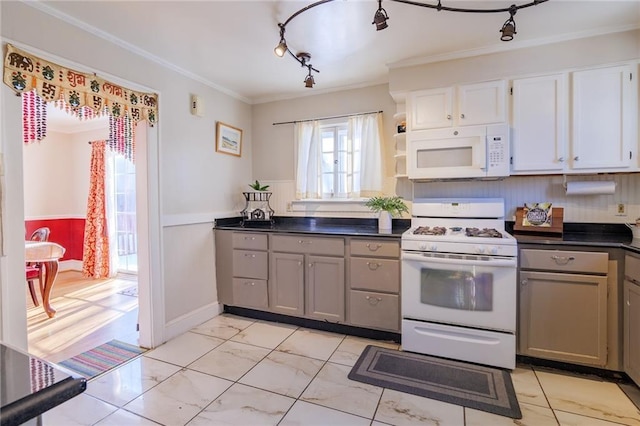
[511,74,568,174]
[408,80,506,130]
[511,64,637,175]
[571,65,635,171]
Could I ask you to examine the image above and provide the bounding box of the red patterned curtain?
[82,141,111,278]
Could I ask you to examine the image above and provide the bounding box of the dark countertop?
[215,216,410,238]
[506,222,640,254]
[0,343,86,425]
[216,217,640,253]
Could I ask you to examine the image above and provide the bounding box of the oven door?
[401,251,516,332]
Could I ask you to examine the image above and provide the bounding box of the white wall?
[1,2,252,347]
[23,128,104,219]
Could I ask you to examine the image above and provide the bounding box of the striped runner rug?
[59,340,146,379]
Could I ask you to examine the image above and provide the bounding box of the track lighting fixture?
[372,0,389,31]
[500,5,518,41]
[274,0,547,88]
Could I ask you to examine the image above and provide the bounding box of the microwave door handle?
[401,252,516,267]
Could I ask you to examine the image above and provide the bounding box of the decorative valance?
[3,44,157,162]
[3,44,157,125]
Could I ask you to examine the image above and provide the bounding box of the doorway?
[23,104,140,363]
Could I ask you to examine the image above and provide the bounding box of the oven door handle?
[401,252,517,267]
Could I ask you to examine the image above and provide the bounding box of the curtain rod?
[272,110,383,126]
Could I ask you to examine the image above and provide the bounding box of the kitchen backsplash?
[261,173,640,223]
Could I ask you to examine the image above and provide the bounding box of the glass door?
[110,154,137,273]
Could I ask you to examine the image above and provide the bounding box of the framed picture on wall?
[216,121,243,157]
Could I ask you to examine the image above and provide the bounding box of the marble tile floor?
[44,314,640,426]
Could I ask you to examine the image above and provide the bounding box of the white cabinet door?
[511,74,567,173]
[571,65,634,170]
[457,80,506,126]
[408,81,506,130]
[408,87,453,130]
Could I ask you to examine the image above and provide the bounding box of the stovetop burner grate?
[413,226,447,236]
[465,227,503,238]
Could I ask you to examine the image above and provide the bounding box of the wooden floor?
[26,270,139,364]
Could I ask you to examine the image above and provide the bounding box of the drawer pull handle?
[551,255,575,265]
[366,243,382,251]
[244,236,255,240]
[245,282,255,286]
[298,240,312,244]
[244,254,256,258]
[367,262,381,270]
[365,296,383,305]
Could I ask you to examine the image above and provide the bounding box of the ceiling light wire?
[274,0,548,87]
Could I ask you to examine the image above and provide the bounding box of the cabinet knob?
[558,157,565,162]
[520,279,528,286]
[309,263,314,268]
[460,113,465,119]
[574,156,579,161]
[446,114,452,120]
[366,243,382,251]
[367,262,381,270]
[298,261,302,266]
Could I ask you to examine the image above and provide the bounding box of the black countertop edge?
[1,376,86,426]
[215,216,411,238]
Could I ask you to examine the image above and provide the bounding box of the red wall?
[25,219,85,261]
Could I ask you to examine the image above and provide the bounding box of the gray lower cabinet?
[270,234,346,322]
[624,254,640,386]
[216,229,401,332]
[519,249,609,366]
[348,238,401,331]
[215,230,269,309]
[269,252,304,316]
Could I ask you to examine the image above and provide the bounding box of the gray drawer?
[349,290,399,331]
[271,234,344,256]
[233,232,268,250]
[232,278,268,309]
[233,249,268,279]
[350,240,400,258]
[350,258,399,293]
[520,249,608,274]
[626,254,640,282]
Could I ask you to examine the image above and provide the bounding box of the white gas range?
[401,198,517,369]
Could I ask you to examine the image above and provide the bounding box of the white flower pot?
[378,211,392,231]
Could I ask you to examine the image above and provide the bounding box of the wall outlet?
[617,203,627,215]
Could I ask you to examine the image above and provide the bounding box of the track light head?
[372,0,389,31]
[274,39,287,57]
[500,5,517,41]
[304,73,315,88]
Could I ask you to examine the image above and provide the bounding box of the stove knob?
[475,246,486,254]
[419,243,427,250]
[488,246,499,255]
[430,244,438,251]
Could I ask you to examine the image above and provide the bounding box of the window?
[296,112,382,200]
[320,123,360,198]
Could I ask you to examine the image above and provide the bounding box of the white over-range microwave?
[407,124,510,180]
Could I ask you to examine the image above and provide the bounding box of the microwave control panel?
[487,133,510,176]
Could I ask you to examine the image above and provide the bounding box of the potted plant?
[365,196,409,231]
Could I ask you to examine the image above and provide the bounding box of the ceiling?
[28,0,640,106]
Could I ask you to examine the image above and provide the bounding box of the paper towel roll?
[565,181,616,195]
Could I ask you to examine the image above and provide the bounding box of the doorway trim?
[0,39,165,350]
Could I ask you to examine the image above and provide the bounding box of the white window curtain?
[295,120,322,199]
[348,112,384,198]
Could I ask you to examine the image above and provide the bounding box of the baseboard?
[163,302,223,342]
[59,260,82,272]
